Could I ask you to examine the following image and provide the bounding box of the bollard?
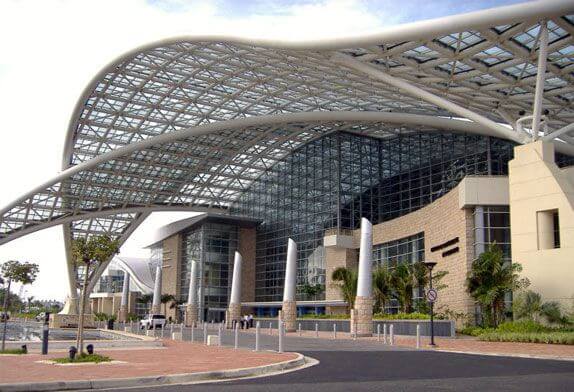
[234,324,239,349]
[170,324,174,336]
[416,324,421,349]
[278,321,284,353]
[383,324,387,345]
[333,323,337,339]
[203,323,208,345]
[255,321,261,352]
[298,323,302,337]
[269,322,272,335]
[315,323,319,338]
[377,324,381,342]
[390,324,394,346]
[162,325,165,338]
[191,323,195,342]
[218,323,223,346]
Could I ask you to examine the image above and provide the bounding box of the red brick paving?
[0,339,297,384]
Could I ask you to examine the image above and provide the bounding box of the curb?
[434,348,574,362]
[0,353,308,392]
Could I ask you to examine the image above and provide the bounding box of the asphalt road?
[105,327,574,391]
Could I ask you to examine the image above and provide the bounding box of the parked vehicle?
[0,312,9,322]
[35,312,46,322]
[140,314,166,329]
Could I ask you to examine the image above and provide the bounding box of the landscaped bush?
[53,353,112,364]
[0,348,27,355]
[298,313,349,319]
[496,320,547,334]
[458,326,494,337]
[479,331,574,345]
[373,312,430,320]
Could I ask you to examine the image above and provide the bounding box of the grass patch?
[0,348,27,354]
[53,353,112,364]
[479,331,574,345]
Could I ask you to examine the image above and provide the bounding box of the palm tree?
[161,294,176,316]
[372,267,392,313]
[466,243,528,327]
[513,290,542,321]
[391,263,415,313]
[331,267,358,312]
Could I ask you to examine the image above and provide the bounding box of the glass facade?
[180,223,238,321]
[232,130,515,302]
[372,232,425,313]
[473,206,511,260]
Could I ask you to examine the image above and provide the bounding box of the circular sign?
[426,288,438,302]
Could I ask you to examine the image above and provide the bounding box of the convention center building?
[1,0,573,326]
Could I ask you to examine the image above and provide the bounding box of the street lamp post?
[424,261,437,347]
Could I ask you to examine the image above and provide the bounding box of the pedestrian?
[244,315,250,329]
[248,314,254,328]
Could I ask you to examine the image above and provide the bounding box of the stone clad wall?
[352,186,476,317]
[162,234,182,321]
[238,227,256,303]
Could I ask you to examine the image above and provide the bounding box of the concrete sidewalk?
[0,339,301,389]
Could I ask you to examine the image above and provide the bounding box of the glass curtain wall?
[372,232,425,313]
[232,131,515,302]
[180,223,238,321]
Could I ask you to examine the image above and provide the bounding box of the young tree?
[466,243,528,327]
[301,283,325,301]
[1,260,39,351]
[71,235,119,354]
[331,267,358,312]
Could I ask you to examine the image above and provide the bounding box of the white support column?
[227,251,242,328]
[281,238,297,332]
[151,263,162,314]
[352,218,374,337]
[185,260,199,326]
[532,20,549,139]
[331,53,520,143]
[118,273,130,322]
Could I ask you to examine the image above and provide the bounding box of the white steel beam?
[331,53,522,143]
[532,21,549,139]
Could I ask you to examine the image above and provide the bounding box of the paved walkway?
[0,339,297,385]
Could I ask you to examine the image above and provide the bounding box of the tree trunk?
[1,279,12,351]
[76,264,90,355]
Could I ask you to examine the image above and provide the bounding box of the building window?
[473,206,511,259]
[372,232,425,313]
[537,209,560,250]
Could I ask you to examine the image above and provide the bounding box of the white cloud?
[0,0,523,301]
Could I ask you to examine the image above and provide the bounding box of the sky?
[0,0,528,302]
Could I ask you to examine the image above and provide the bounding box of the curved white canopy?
[1,0,573,298]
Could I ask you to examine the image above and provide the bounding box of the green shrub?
[479,331,574,345]
[298,313,349,319]
[53,353,112,364]
[0,348,27,354]
[496,320,548,333]
[374,312,430,320]
[458,326,494,336]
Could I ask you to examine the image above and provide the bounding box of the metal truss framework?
[0,0,574,300]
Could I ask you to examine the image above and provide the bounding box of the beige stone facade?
[161,234,182,321]
[509,141,574,309]
[280,300,297,332]
[227,303,241,328]
[351,296,373,337]
[185,304,198,326]
[238,227,256,303]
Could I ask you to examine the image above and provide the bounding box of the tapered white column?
[227,251,242,328]
[118,273,130,322]
[151,264,162,314]
[280,238,297,332]
[185,260,199,326]
[352,218,374,337]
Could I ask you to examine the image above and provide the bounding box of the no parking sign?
[426,288,438,303]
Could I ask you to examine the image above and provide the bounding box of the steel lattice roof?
[1,0,574,257]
